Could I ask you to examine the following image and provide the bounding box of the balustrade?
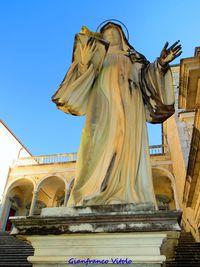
[13,145,168,167]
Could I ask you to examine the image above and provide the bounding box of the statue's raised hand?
[79,38,97,66]
[158,40,182,67]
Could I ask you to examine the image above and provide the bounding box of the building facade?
[0,49,199,244]
[0,120,32,230]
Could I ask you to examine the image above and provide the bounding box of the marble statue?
[52,22,182,207]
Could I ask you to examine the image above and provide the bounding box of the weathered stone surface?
[10,205,181,267]
[10,204,181,235]
[160,231,180,262]
[24,232,167,267]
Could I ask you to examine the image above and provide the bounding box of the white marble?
[26,232,166,267]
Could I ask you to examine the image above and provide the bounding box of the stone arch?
[34,175,66,213]
[152,167,180,210]
[4,177,36,196]
[2,177,35,231]
[36,174,67,192]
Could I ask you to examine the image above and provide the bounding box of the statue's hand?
[79,38,97,66]
[158,40,182,67]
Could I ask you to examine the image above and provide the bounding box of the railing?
[13,153,77,167]
[13,145,168,167]
[149,144,168,155]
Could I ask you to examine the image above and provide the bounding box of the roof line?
[0,119,32,156]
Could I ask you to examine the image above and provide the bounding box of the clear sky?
[0,0,199,156]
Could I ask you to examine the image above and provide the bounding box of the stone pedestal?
[10,204,181,267]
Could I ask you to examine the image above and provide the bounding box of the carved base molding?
[26,233,166,267]
[10,204,181,267]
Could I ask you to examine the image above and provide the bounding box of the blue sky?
[0,0,199,156]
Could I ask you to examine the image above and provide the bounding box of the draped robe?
[52,46,175,207]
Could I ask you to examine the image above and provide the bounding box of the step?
[0,250,33,254]
[177,242,196,244]
[0,256,32,258]
[166,263,200,266]
[0,245,33,248]
[176,248,200,250]
[0,255,28,262]
[178,240,196,242]
[0,240,31,244]
[0,255,31,258]
[175,254,200,258]
[176,249,200,252]
[177,245,198,247]
[166,265,200,267]
[0,251,33,254]
[0,242,31,246]
[0,248,33,252]
[175,249,200,252]
[179,239,194,241]
[167,262,200,263]
[175,251,200,254]
[177,242,197,244]
[174,258,200,261]
[0,232,12,236]
[0,232,33,267]
[0,264,32,267]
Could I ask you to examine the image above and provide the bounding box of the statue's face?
[102,27,122,46]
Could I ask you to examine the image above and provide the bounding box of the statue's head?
[100,22,127,49]
[99,21,149,65]
[100,23,122,47]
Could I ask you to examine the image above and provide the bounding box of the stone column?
[64,179,74,207]
[64,189,70,207]
[0,195,10,230]
[29,191,38,216]
[172,184,180,210]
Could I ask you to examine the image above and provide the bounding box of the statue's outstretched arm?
[158,40,182,67]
